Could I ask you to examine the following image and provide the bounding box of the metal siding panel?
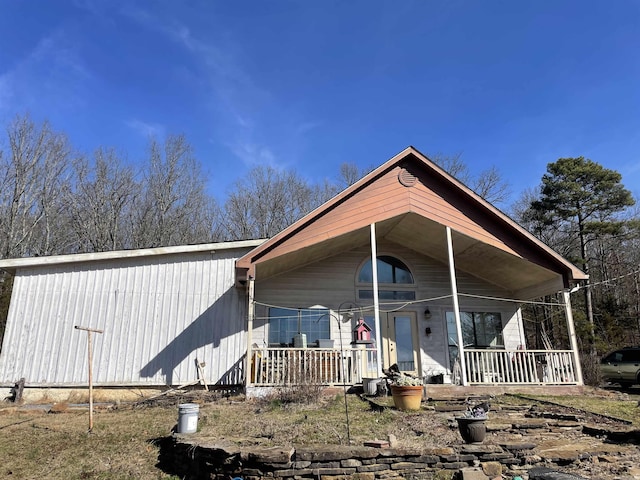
[0,248,251,387]
[0,275,23,380]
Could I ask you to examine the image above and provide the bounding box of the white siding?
[0,248,251,387]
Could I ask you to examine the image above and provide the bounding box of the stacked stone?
[166,437,542,480]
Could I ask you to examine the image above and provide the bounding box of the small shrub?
[257,381,324,409]
[277,382,324,405]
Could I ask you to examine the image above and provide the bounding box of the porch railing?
[464,349,578,385]
[248,347,579,387]
[249,347,378,386]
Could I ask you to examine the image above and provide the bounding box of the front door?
[381,312,420,376]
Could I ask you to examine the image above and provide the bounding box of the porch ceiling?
[252,213,564,299]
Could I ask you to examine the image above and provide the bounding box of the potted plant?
[383,365,424,411]
[455,401,489,443]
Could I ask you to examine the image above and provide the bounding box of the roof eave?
[0,239,266,274]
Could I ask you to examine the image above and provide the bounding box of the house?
[0,147,587,402]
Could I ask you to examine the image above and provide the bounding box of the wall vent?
[398,167,417,187]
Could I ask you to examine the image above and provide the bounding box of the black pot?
[455,416,487,443]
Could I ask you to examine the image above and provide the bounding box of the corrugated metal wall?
[0,247,250,387]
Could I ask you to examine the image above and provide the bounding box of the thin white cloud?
[0,74,14,113]
[0,29,91,115]
[296,121,322,135]
[119,5,304,170]
[126,119,165,139]
[228,141,279,168]
[72,0,110,16]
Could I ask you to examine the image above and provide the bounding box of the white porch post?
[446,226,467,386]
[370,223,384,378]
[563,289,584,385]
[245,277,255,388]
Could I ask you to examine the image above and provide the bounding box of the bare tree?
[65,148,138,252]
[339,162,362,187]
[0,114,73,258]
[337,162,376,189]
[130,134,218,248]
[222,165,321,240]
[429,153,510,206]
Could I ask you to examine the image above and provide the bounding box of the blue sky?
[1,1,639,204]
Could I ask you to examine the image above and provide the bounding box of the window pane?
[359,290,416,300]
[621,350,640,362]
[358,256,414,284]
[381,256,413,283]
[446,312,474,347]
[394,315,415,371]
[268,307,330,346]
[446,311,502,348]
[474,313,503,347]
[358,290,416,300]
[460,312,475,346]
[359,261,373,283]
[448,345,459,363]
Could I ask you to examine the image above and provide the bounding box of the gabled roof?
[236,146,587,299]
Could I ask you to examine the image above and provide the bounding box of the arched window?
[357,255,416,301]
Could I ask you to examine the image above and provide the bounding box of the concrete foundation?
[1,386,167,404]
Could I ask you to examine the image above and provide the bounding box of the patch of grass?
[200,393,457,447]
[518,394,640,425]
[0,405,178,479]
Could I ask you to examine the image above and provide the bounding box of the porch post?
[446,226,467,386]
[562,289,584,385]
[245,277,255,388]
[370,223,384,378]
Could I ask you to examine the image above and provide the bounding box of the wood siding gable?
[236,147,586,286]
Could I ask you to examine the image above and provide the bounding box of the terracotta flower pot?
[390,385,423,411]
[455,416,487,443]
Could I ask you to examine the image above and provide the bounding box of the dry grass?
[197,392,458,448]
[0,388,638,479]
[509,391,640,425]
[0,404,178,480]
[0,392,457,479]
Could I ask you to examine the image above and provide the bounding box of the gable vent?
[398,167,417,187]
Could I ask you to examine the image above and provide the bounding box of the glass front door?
[381,312,420,376]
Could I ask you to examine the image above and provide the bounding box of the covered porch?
[236,148,588,391]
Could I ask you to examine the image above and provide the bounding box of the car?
[600,347,640,388]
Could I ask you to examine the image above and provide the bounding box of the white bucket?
[362,377,381,396]
[177,403,199,434]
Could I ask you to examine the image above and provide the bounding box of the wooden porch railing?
[248,347,579,386]
[249,347,378,386]
[464,349,578,385]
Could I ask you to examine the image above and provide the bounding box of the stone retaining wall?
[160,437,541,480]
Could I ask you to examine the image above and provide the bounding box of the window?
[622,349,640,362]
[268,307,330,346]
[446,311,503,362]
[358,290,416,300]
[357,255,415,301]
